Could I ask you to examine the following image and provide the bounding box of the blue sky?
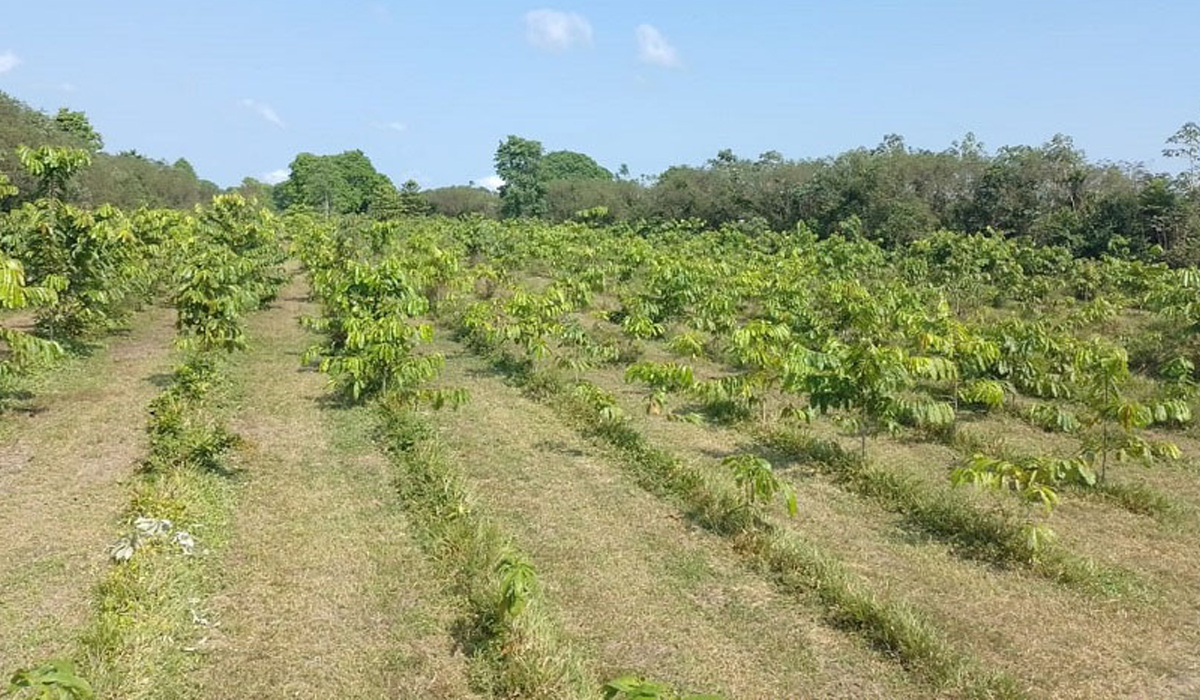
[1,1,1197,188]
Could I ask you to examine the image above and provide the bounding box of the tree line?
[479,129,1200,266]
[5,85,1195,265]
[0,91,222,211]
[263,126,1200,267]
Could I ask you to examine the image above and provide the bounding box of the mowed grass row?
[425,335,915,699]
[595,309,1161,592]
[72,346,242,696]
[187,279,477,699]
[0,305,178,674]
[580,359,1200,698]
[442,318,1024,698]
[59,277,481,698]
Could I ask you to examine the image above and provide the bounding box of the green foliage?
[52,109,103,152]
[297,217,466,404]
[602,675,721,700]
[16,145,91,199]
[0,253,63,385]
[1163,120,1200,187]
[0,172,17,200]
[274,150,395,215]
[625,361,695,414]
[723,453,798,517]
[951,453,1096,512]
[572,383,626,423]
[476,129,1200,261]
[423,185,499,217]
[495,135,546,218]
[0,189,176,338]
[540,150,613,182]
[1022,403,1081,433]
[495,551,537,619]
[174,194,284,351]
[958,378,1007,410]
[5,660,93,699]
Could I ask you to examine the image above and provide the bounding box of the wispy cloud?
[524,9,593,51]
[240,98,285,128]
[58,82,76,92]
[373,120,407,133]
[261,168,289,185]
[368,1,390,20]
[0,50,21,74]
[476,175,504,191]
[635,24,681,68]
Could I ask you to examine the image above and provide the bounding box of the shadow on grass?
[146,372,175,388]
[534,439,586,457]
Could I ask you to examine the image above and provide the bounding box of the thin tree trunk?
[860,408,868,462]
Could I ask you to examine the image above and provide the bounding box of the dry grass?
[429,336,916,699]
[0,304,176,671]
[582,359,1200,698]
[189,279,476,699]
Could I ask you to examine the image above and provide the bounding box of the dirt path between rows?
[192,278,475,699]
[428,336,914,699]
[0,305,177,669]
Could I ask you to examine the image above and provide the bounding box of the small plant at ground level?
[602,674,722,700]
[106,516,197,563]
[572,383,625,423]
[5,659,94,699]
[625,361,695,415]
[723,453,798,517]
[496,551,537,620]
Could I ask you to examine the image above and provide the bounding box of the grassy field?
[3,214,1200,699]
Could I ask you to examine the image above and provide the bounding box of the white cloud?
[261,168,289,185]
[524,9,593,51]
[240,98,285,128]
[476,175,504,191]
[0,50,21,74]
[58,82,76,92]
[374,120,407,133]
[635,24,680,68]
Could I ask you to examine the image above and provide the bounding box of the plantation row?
[290,213,1200,696]
[295,215,1198,558]
[4,170,1200,695]
[1,146,290,694]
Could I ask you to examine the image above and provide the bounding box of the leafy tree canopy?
[53,108,103,151]
[495,135,546,218]
[539,150,612,182]
[274,150,395,215]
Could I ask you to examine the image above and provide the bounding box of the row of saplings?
[4,185,287,698]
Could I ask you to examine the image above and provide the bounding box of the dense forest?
[0,91,225,210]
[263,124,1200,267]
[476,130,1200,266]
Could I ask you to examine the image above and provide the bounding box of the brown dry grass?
[190,279,476,699]
[429,335,916,699]
[0,304,177,670]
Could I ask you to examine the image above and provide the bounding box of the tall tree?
[1164,121,1200,189]
[494,135,545,218]
[53,108,103,151]
[274,150,394,215]
[539,150,612,182]
[397,179,432,215]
